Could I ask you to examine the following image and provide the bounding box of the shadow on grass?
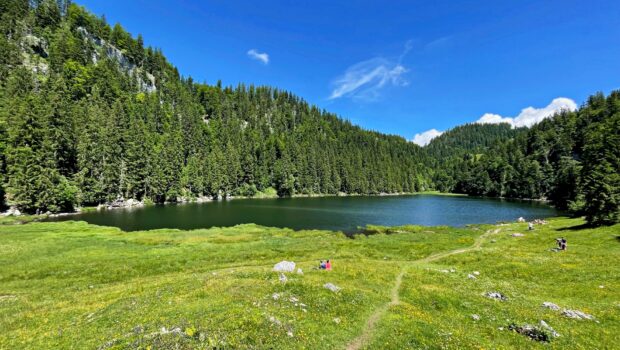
[557,223,593,231]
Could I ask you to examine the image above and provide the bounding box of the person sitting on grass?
[561,238,567,251]
[326,260,332,271]
[319,260,326,269]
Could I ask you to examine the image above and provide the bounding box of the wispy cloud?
[412,129,443,146]
[475,97,577,127]
[328,42,411,101]
[412,97,578,147]
[247,49,269,65]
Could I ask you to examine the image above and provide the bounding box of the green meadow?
[0,217,618,349]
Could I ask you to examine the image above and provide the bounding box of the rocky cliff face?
[19,27,156,93]
[76,27,157,93]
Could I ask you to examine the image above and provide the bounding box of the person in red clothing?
[325,260,332,271]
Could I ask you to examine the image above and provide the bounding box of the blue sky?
[78,0,620,144]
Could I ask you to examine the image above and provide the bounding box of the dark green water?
[48,195,561,232]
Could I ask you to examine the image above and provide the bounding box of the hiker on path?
[528,222,534,231]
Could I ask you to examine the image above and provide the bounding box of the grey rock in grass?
[562,309,595,321]
[268,316,282,327]
[542,302,561,311]
[158,327,183,335]
[467,274,477,280]
[296,268,303,275]
[508,323,550,342]
[324,283,341,293]
[273,261,296,272]
[484,291,508,301]
[471,314,480,321]
[279,273,288,283]
[511,233,525,237]
[539,320,560,338]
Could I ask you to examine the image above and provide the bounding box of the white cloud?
[328,58,408,101]
[475,97,577,127]
[328,42,412,101]
[247,49,269,65]
[476,113,511,125]
[412,129,443,146]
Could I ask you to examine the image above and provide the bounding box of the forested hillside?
[1,1,617,226]
[0,1,431,214]
[429,93,620,225]
[426,123,525,191]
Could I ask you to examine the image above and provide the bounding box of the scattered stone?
[542,302,561,311]
[105,197,144,210]
[539,320,560,338]
[449,268,456,273]
[273,261,296,273]
[599,285,605,289]
[467,274,477,280]
[484,291,508,301]
[159,327,183,335]
[268,316,282,327]
[562,309,595,321]
[440,269,450,273]
[508,323,550,342]
[272,293,281,300]
[333,317,341,324]
[279,273,288,283]
[491,239,497,243]
[471,314,480,321]
[0,295,17,302]
[296,268,303,275]
[2,207,21,216]
[324,283,341,293]
[511,233,525,237]
[287,331,294,337]
[473,271,480,276]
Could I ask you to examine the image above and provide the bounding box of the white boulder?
[273,261,296,273]
[324,283,341,293]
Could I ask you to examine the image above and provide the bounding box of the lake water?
[48,195,561,233]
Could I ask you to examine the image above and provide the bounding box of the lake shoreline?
[40,194,561,233]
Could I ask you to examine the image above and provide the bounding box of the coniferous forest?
[1,1,618,225]
[427,95,620,226]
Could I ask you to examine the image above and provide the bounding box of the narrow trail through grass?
[345,228,499,350]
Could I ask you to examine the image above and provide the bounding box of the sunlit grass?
[0,218,617,349]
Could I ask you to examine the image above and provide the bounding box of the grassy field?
[0,217,618,349]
